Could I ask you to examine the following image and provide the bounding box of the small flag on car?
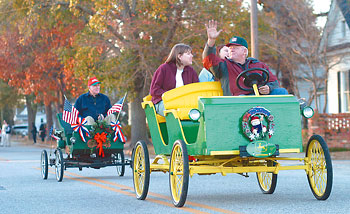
[63,98,79,124]
[107,93,127,116]
[49,126,60,140]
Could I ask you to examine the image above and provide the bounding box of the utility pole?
[250,0,259,59]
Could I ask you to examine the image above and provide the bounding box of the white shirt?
[175,69,184,88]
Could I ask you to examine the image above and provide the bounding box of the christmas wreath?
[242,106,275,141]
[87,120,114,157]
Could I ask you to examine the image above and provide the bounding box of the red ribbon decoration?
[94,132,107,157]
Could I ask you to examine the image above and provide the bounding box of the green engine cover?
[198,95,303,154]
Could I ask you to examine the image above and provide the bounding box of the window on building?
[338,70,350,112]
[341,20,346,38]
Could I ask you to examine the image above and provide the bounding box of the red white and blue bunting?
[71,117,90,142]
[110,121,126,143]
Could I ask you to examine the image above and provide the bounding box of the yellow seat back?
[142,95,166,123]
[163,82,223,119]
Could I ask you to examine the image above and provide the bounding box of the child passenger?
[150,43,199,116]
[199,44,229,82]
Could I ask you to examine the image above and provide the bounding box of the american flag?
[63,98,79,124]
[49,126,60,140]
[107,94,126,116]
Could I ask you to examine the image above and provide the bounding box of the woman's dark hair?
[165,43,192,66]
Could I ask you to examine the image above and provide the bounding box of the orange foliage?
[0,22,85,105]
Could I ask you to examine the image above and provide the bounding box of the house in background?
[320,0,350,113]
[13,106,46,136]
[309,0,350,149]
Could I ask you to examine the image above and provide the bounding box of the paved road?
[0,141,349,214]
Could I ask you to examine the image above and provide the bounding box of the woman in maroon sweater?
[150,43,199,116]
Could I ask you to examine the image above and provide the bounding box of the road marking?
[0,157,9,161]
[38,168,239,214]
[0,160,38,163]
[41,169,209,214]
[64,171,239,214]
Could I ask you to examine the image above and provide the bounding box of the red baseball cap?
[88,77,101,86]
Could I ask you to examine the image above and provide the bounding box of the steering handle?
[236,68,270,91]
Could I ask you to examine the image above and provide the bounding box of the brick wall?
[308,113,350,148]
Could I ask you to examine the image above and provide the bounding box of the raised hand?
[205,20,222,40]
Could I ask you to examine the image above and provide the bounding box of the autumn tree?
[1,0,276,146]
[0,80,21,124]
[259,0,329,111]
[18,0,258,146]
[0,1,85,134]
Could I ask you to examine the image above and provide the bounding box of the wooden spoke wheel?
[41,150,48,180]
[169,140,189,207]
[55,149,64,182]
[132,140,150,200]
[306,135,333,200]
[256,170,277,194]
[114,151,125,177]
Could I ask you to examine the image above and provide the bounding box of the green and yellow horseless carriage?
[132,70,333,207]
[40,113,130,182]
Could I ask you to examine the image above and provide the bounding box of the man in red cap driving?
[202,20,288,96]
[74,77,114,124]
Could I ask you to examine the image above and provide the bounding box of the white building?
[320,0,350,113]
[13,107,46,133]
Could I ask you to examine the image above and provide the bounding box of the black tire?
[132,140,150,200]
[256,161,277,194]
[41,150,48,180]
[55,148,64,182]
[306,135,333,200]
[116,151,125,177]
[169,140,189,207]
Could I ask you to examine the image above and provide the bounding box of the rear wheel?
[114,151,125,176]
[132,141,150,200]
[55,149,64,182]
[306,135,333,200]
[41,150,48,180]
[169,140,189,207]
[256,171,277,194]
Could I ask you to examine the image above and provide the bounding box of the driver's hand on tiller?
[259,85,270,95]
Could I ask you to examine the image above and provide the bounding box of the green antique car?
[40,113,129,182]
[132,70,332,207]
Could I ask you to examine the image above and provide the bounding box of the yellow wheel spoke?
[258,171,272,191]
[170,144,185,203]
[308,139,328,196]
[134,145,146,196]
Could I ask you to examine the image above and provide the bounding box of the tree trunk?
[26,95,37,140]
[45,102,53,139]
[130,91,149,148]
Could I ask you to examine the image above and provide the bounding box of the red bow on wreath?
[94,132,107,157]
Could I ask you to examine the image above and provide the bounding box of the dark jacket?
[203,44,279,96]
[31,126,37,135]
[74,92,112,121]
[150,62,199,104]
